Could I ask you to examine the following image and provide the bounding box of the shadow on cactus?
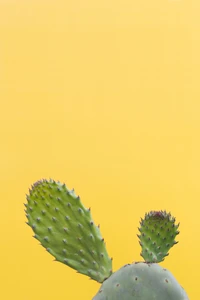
[25,179,189,299]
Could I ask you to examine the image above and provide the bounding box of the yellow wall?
[0,1,198,299]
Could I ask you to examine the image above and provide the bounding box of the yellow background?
[0,0,199,299]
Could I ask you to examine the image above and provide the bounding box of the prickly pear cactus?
[25,179,189,300]
[25,179,112,283]
[138,210,180,263]
[92,210,188,300]
[93,263,188,300]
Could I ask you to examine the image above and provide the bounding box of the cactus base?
[93,262,189,300]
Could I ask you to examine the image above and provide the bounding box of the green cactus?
[138,210,180,263]
[25,179,189,299]
[93,263,188,300]
[25,179,112,283]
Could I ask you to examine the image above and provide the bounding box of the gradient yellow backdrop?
[0,1,199,299]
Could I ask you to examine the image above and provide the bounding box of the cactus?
[25,179,112,283]
[138,210,180,263]
[93,263,188,300]
[25,179,189,299]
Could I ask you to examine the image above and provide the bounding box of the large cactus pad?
[93,262,189,300]
[25,179,112,283]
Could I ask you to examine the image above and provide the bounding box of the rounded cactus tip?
[138,210,180,263]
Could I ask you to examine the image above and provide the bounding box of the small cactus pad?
[25,179,112,283]
[93,262,189,300]
[138,210,179,263]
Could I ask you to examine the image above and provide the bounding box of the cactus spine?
[25,179,189,299]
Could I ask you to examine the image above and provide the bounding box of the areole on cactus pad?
[25,179,189,300]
